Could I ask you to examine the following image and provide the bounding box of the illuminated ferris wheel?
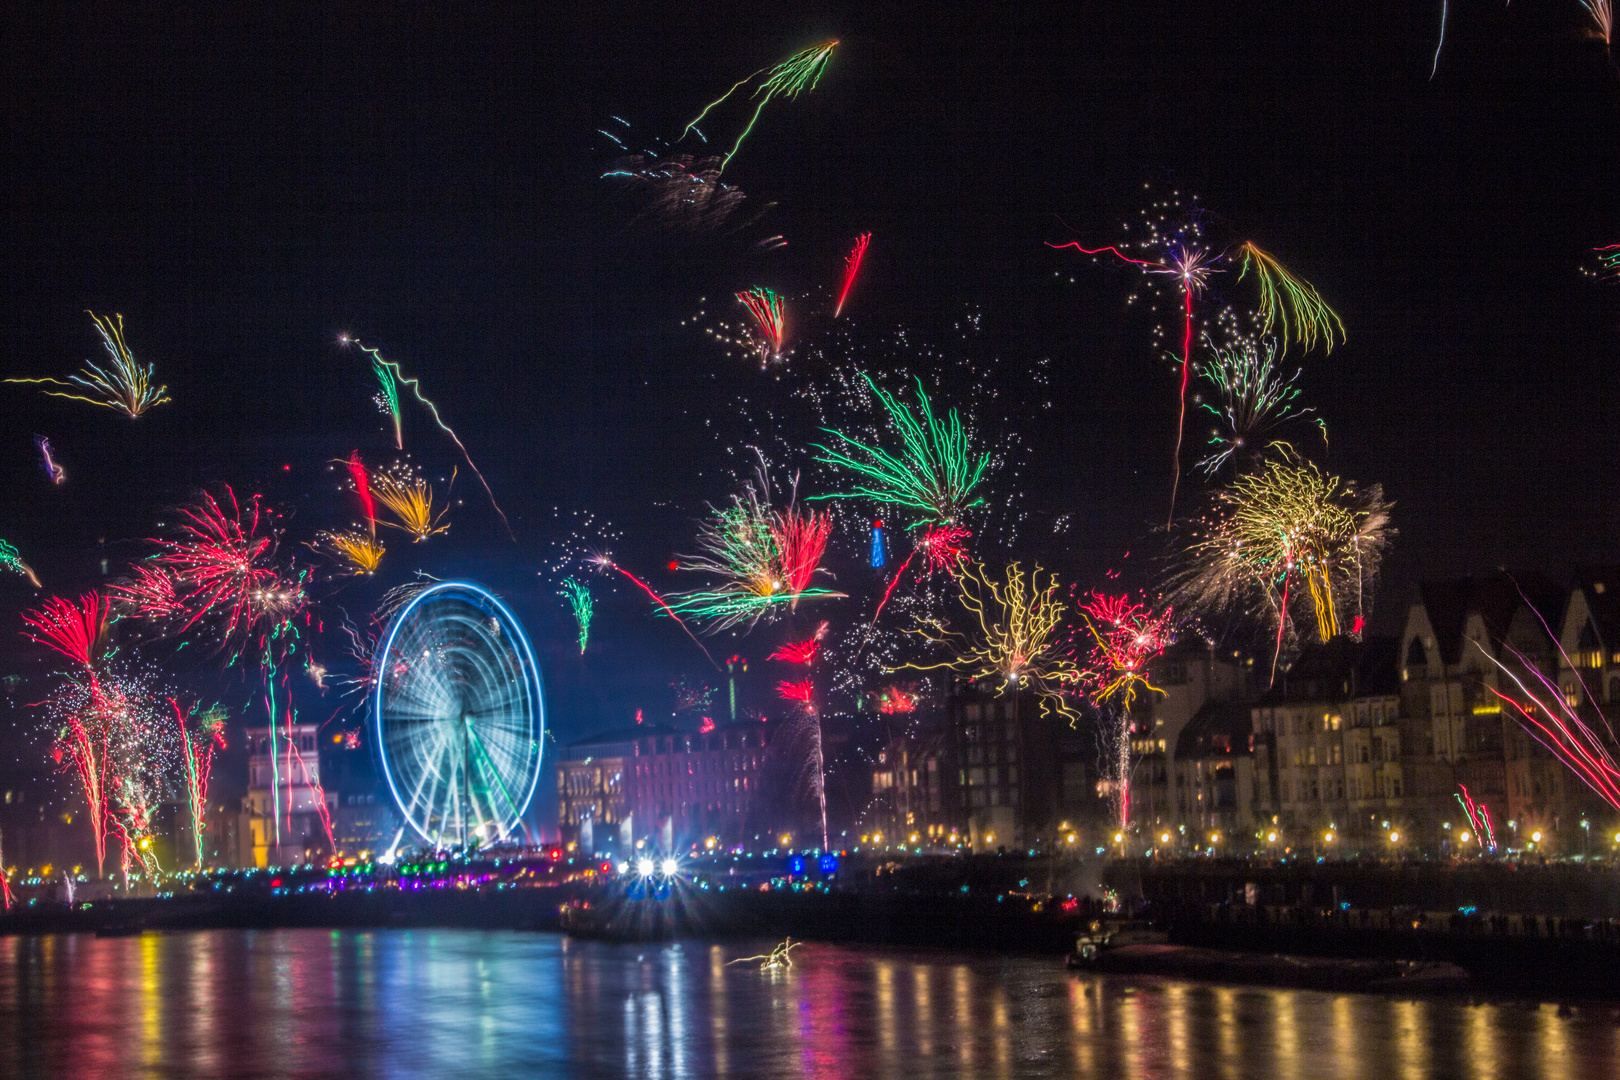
[374,581,545,849]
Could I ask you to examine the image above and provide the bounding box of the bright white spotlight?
[636,857,655,878]
[660,857,679,877]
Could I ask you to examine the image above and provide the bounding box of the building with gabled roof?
[1399,573,1613,853]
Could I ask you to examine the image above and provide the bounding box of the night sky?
[2,3,1618,817]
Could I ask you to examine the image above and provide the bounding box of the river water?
[0,929,1617,1078]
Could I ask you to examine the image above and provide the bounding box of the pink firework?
[1078,593,1176,699]
[834,232,871,317]
[21,592,110,670]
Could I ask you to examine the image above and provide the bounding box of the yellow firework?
[371,464,451,542]
[1237,244,1345,356]
[312,531,386,575]
[1170,455,1392,680]
[6,311,172,417]
[903,562,1082,720]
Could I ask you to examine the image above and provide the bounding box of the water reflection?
[0,930,1616,1078]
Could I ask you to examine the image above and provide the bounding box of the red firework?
[768,637,821,665]
[590,554,719,669]
[869,525,974,630]
[1048,239,1214,523]
[917,523,971,573]
[110,564,184,622]
[149,486,305,648]
[777,679,814,709]
[1482,640,1620,812]
[21,592,110,669]
[771,506,833,603]
[874,685,917,714]
[699,716,716,734]
[1078,593,1176,694]
[345,451,377,537]
[834,232,871,317]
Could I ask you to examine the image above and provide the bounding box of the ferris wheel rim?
[372,579,546,848]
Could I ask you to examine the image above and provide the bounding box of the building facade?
[238,723,338,868]
[558,721,773,855]
[1251,636,1409,851]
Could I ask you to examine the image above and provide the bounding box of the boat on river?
[1066,919,1468,992]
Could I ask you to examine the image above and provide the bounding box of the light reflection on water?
[0,929,1616,1078]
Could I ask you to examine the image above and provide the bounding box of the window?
[1331,715,1342,731]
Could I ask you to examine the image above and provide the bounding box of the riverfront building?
[238,722,338,868]
[558,721,773,855]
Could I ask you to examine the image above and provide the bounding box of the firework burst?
[0,540,42,590]
[680,39,838,171]
[118,486,309,662]
[5,311,171,417]
[560,577,592,653]
[172,700,227,867]
[370,462,452,542]
[311,530,386,575]
[1051,198,1343,519]
[1077,593,1175,833]
[342,339,511,538]
[1194,333,1319,475]
[668,473,842,631]
[812,374,990,526]
[835,233,871,317]
[45,661,176,879]
[736,287,786,366]
[902,562,1082,720]
[1169,457,1392,680]
[21,592,110,669]
[1236,244,1346,357]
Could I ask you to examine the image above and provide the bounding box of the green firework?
[682,40,838,171]
[811,374,990,525]
[560,577,592,653]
